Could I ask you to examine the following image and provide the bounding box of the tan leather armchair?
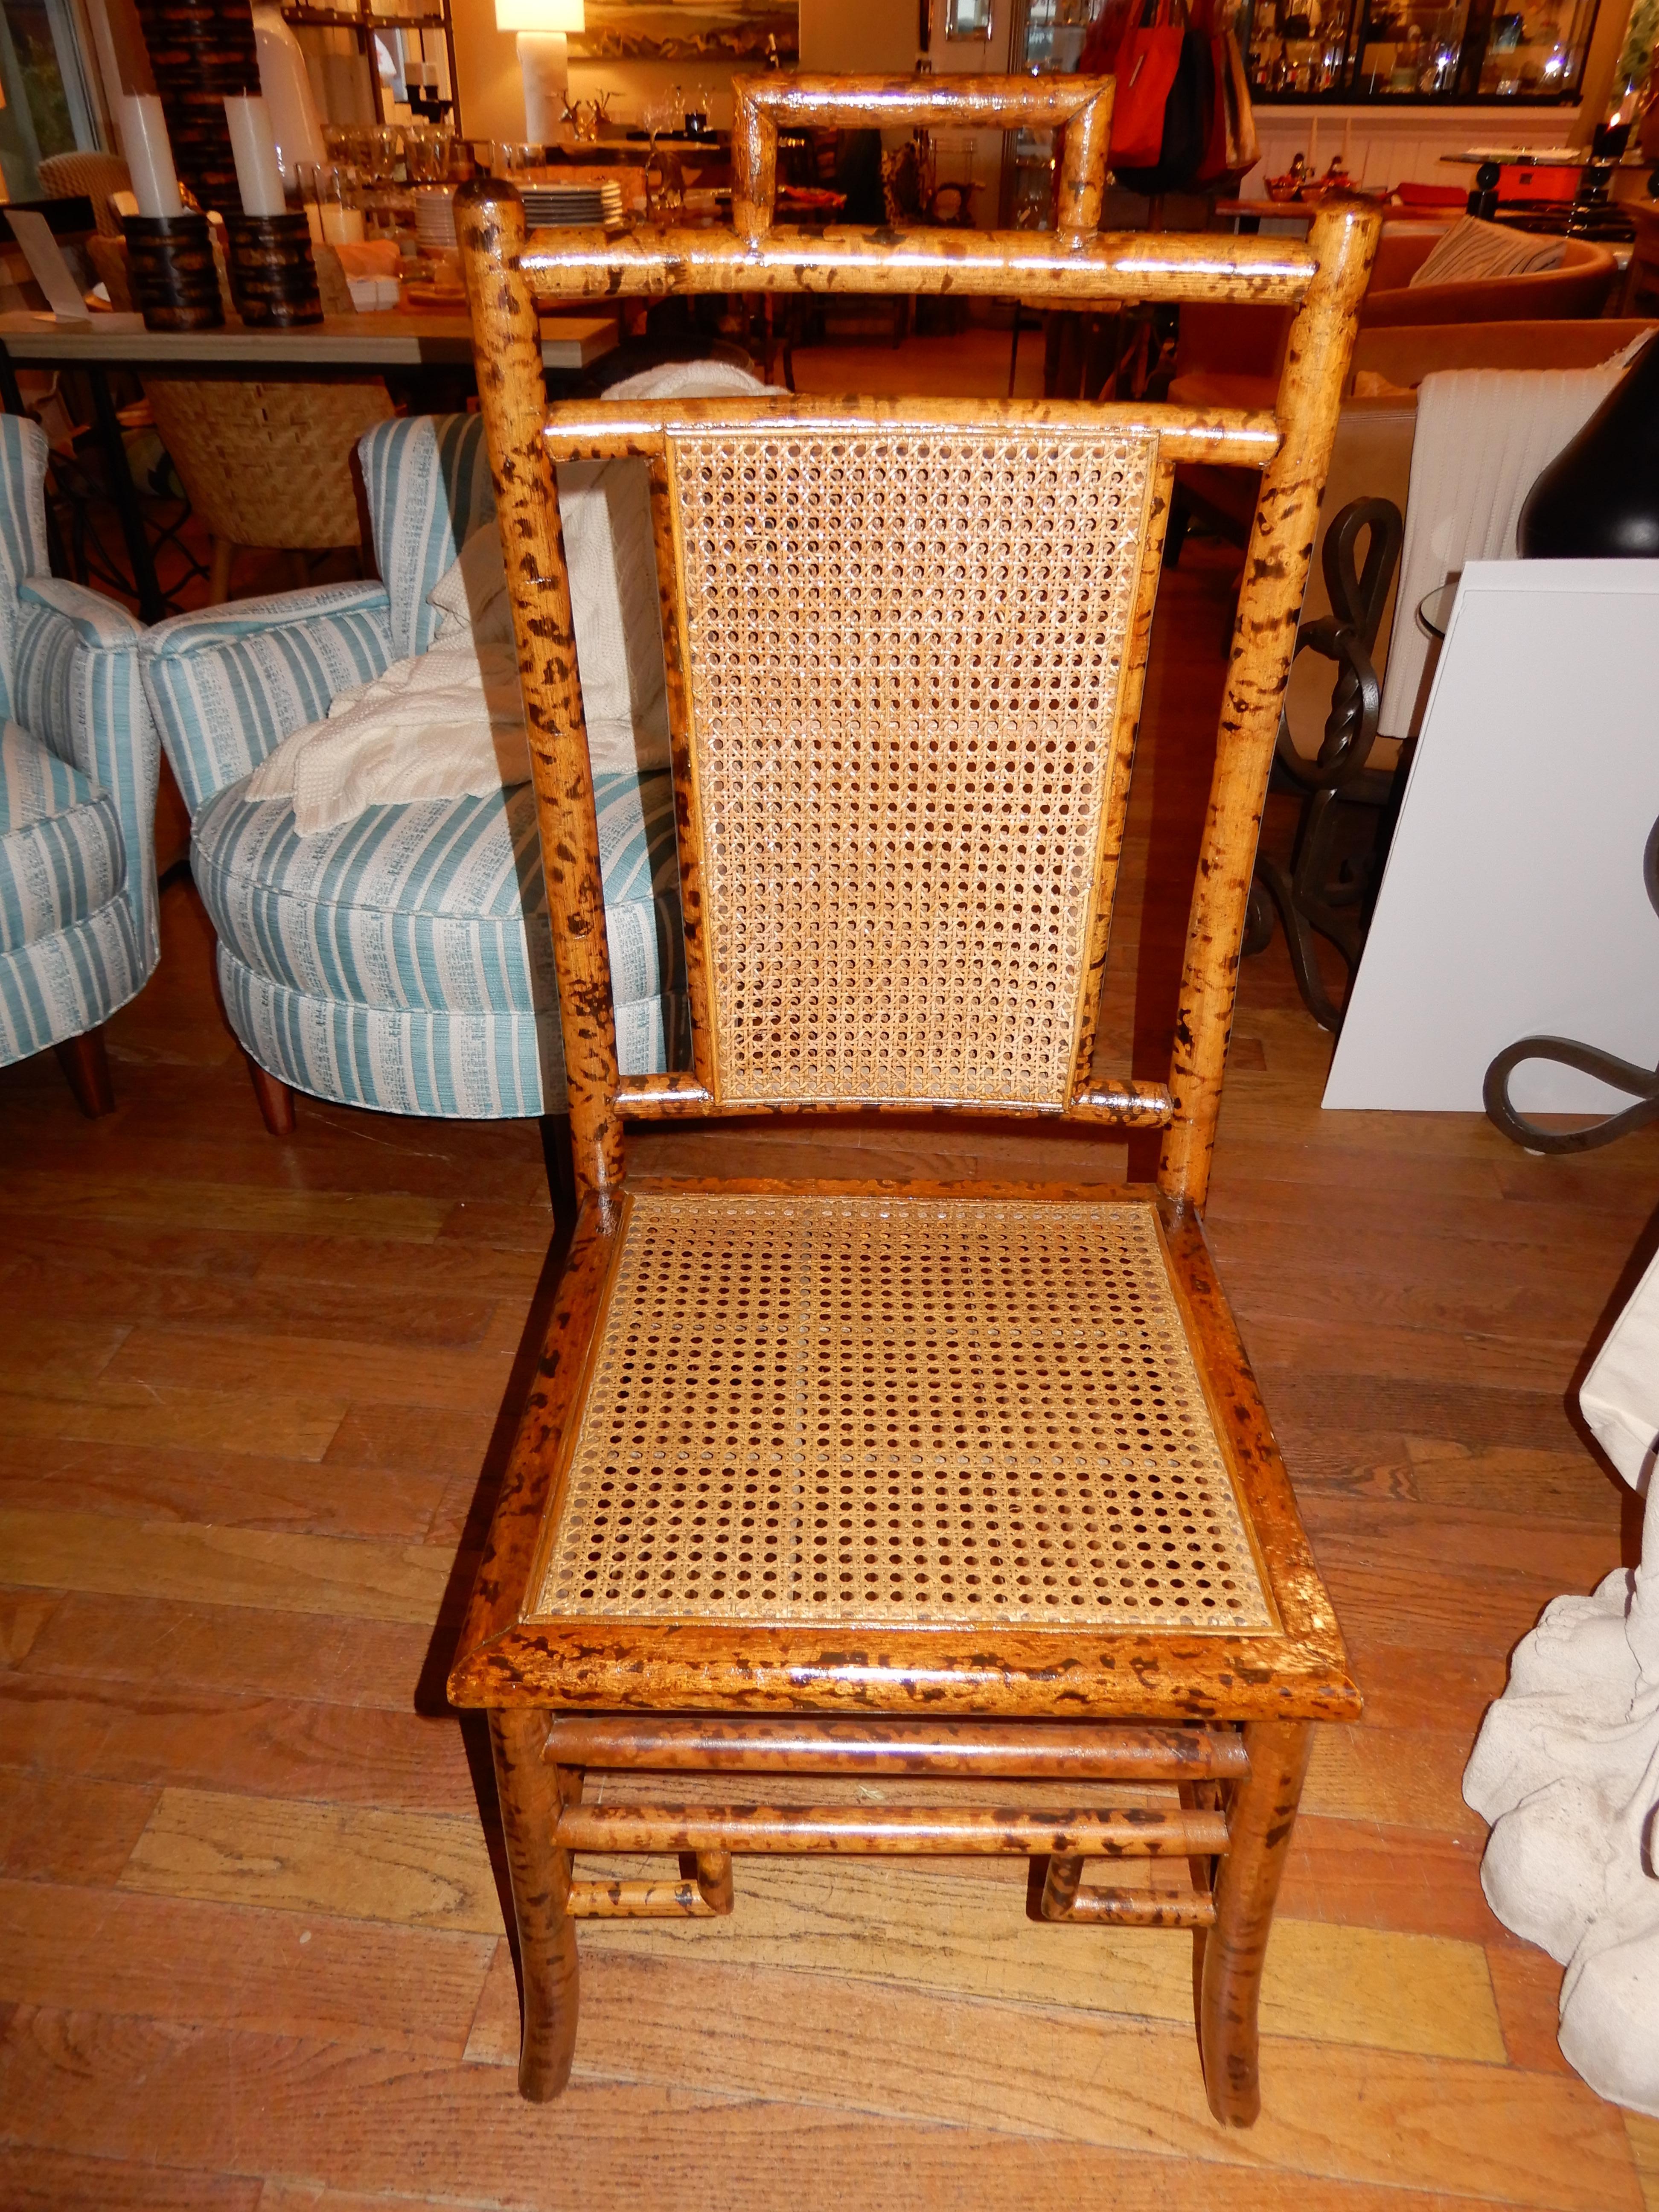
[1170,230,1621,413]
[1359,230,1617,326]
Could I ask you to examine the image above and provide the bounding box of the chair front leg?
[490,1708,581,2102]
[54,1025,115,1117]
[1199,1719,1311,2128]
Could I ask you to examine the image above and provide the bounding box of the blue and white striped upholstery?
[0,415,159,1070]
[142,582,394,815]
[359,414,496,662]
[139,414,686,1119]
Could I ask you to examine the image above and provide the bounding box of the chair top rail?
[729,70,1117,240]
[538,394,1284,472]
[514,224,1319,310]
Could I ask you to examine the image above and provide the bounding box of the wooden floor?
[4,328,1659,2212]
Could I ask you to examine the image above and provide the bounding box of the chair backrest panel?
[457,76,1380,1212]
[665,415,1157,1110]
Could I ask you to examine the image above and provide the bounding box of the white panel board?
[1323,559,1659,1114]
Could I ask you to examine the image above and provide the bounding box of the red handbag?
[1103,0,1187,171]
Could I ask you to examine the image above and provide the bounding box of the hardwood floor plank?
[30,1380,347,1462]
[0,1589,58,1668]
[1,1988,1638,2212]
[0,2146,261,2210]
[515,1950,1634,2207]
[0,1777,159,1887]
[0,1686,474,1813]
[1277,1817,1499,1946]
[18,1594,434,1712]
[0,1439,453,1542]
[252,1233,546,1298]
[320,1405,495,1484]
[1404,1441,1626,1528]
[1303,1726,1487,1839]
[98,1327,516,1417]
[120,1789,503,1936]
[0,1879,492,2057]
[1331,1642,1510,1737]
[0,1259,497,1351]
[1487,1944,1569,2075]
[249,2122,1590,2212]
[0,1509,454,1625]
[1627,2114,1659,2212]
[0,1172,449,1244]
[0,1316,131,1393]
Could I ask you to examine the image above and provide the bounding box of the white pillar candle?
[225,93,287,216]
[114,91,184,218]
[320,202,365,244]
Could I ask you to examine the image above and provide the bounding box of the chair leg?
[208,537,236,606]
[490,1708,580,2103]
[1199,1719,1311,2127]
[53,1025,116,1117]
[539,1112,579,1239]
[244,1052,297,1135]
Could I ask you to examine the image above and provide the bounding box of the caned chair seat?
[536,1188,1273,1638]
[447,70,1380,2133]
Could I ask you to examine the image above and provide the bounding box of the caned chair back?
[667,406,1158,1115]
[458,75,1380,1215]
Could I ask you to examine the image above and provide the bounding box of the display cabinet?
[1240,0,1601,102]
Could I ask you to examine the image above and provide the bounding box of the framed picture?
[572,3,800,61]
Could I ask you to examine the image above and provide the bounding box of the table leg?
[88,367,165,624]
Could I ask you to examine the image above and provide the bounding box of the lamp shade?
[495,0,582,26]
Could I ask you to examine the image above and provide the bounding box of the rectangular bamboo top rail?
[514,224,1320,310]
[729,71,1118,240]
[540,394,1284,472]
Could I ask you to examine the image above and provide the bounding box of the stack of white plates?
[519,179,623,229]
[413,187,457,248]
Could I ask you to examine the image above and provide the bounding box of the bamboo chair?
[451,71,1379,2129]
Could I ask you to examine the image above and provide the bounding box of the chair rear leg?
[490,1708,580,2102]
[1199,1719,1311,2128]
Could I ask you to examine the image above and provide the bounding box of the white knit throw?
[247,360,777,836]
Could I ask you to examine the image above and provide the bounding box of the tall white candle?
[225,93,287,217]
[115,92,184,218]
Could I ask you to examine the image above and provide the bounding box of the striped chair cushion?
[141,584,396,816]
[0,898,143,1065]
[217,954,683,1121]
[358,415,495,664]
[0,719,126,955]
[192,768,682,1020]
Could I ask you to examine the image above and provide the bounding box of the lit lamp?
[496,0,584,144]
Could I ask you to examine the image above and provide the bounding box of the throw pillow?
[1408,215,1566,288]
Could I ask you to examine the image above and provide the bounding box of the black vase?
[1518,332,1659,559]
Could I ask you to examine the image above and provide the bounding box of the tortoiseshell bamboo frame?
[451,71,1379,2130]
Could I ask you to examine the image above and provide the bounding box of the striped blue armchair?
[139,413,682,1135]
[0,413,160,1115]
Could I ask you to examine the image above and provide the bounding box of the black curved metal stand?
[1244,495,1405,1033]
[1483,818,1659,1155]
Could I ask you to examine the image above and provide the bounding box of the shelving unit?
[281,0,461,131]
